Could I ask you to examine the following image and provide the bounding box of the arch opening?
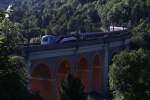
[31,63,52,100]
[93,54,102,93]
[78,56,89,92]
[31,64,51,78]
[57,58,71,97]
[58,59,71,81]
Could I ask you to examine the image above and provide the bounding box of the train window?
[42,37,48,42]
[59,36,77,43]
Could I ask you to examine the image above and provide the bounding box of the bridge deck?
[23,30,132,53]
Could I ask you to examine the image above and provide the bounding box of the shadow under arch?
[31,63,51,78]
[78,56,89,92]
[57,58,71,97]
[58,58,71,81]
[31,63,52,100]
[93,54,102,93]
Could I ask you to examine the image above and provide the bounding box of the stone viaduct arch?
[58,58,70,81]
[78,56,89,92]
[31,63,52,100]
[24,30,132,100]
[93,54,102,93]
[57,58,71,96]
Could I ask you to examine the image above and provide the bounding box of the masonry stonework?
[24,31,131,100]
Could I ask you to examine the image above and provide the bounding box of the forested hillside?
[104,0,150,100]
[101,0,150,49]
[1,0,149,46]
[12,0,150,46]
[14,0,103,37]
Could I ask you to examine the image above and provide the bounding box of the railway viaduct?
[23,30,132,100]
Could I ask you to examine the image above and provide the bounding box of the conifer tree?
[60,74,87,100]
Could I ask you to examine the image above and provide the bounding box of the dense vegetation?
[101,0,150,49]
[105,0,150,100]
[0,12,42,100]
[110,49,150,100]
[13,0,102,37]
[7,0,149,45]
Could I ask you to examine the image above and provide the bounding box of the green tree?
[109,49,150,100]
[100,0,150,27]
[130,20,150,49]
[0,11,42,100]
[60,74,87,100]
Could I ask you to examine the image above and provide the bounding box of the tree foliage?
[100,0,150,26]
[99,0,150,49]
[109,49,150,100]
[60,74,86,100]
[0,12,42,100]
[13,0,102,37]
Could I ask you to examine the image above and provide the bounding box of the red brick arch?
[31,63,52,100]
[93,54,102,92]
[78,56,89,92]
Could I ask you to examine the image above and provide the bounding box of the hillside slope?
[14,0,103,35]
[10,0,150,48]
